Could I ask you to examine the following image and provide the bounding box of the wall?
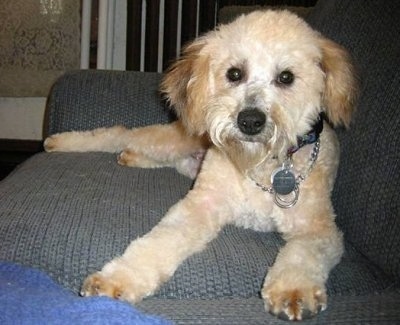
[0,98,46,140]
[0,0,80,140]
[0,0,128,140]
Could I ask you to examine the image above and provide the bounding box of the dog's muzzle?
[237,108,266,135]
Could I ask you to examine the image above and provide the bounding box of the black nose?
[237,109,266,135]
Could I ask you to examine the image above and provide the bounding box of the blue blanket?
[0,262,171,325]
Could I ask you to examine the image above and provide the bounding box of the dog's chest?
[233,178,279,232]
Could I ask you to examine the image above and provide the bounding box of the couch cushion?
[0,153,395,300]
[307,0,400,282]
[138,293,400,325]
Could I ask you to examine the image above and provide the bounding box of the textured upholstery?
[1,152,398,323]
[308,0,400,282]
[46,70,173,135]
[138,293,400,325]
[0,0,399,323]
[1,152,393,299]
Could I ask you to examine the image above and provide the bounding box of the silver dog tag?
[274,186,299,209]
[271,167,296,196]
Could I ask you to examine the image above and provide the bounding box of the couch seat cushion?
[0,152,395,299]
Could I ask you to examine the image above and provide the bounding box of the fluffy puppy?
[45,10,357,321]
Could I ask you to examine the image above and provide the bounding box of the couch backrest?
[46,70,172,135]
[308,0,400,281]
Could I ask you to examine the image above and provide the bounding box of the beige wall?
[0,0,80,141]
[0,1,128,140]
[0,98,46,140]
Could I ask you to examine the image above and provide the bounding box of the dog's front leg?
[117,121,209,178]
[81,190,227,303]
[262,222,343,321]
[44,125,133,153]
[45,121,209,179]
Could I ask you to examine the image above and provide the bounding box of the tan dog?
[45,10,357,321]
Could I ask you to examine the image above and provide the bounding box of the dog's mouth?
[236,133,268,143]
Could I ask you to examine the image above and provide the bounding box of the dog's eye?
[277,70,294,85]
[226,67,243,83]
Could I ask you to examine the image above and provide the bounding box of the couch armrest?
[45,70,173,135]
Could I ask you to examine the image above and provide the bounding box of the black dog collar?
[287,114,324,156]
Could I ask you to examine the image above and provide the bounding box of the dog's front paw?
[81,272,124,299]
[262,283,327,321]
[118,149,141,167]
[81,270,147,304]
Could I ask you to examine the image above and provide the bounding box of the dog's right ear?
[319,38,358,128]
[161,38,210,135]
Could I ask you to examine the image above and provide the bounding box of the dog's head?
[162,10,357,166]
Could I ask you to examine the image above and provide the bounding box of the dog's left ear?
[161,38,210,135]
[319,38,358,128]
